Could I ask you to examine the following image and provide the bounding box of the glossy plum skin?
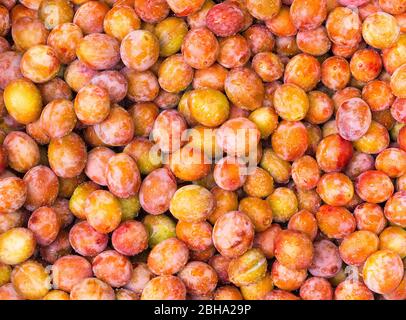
[178,261,218,295]
[212,211,254,259]
[70,278,115,300]
[74,85,110,125]
[0,228,36,265]
[271,120,308,161]
[4,78,42,125]
[334,279,374,300]
[0,0,403,302]
[11,260,51,300]
[181,27,219,70]
[3,131,40,173]
[139,168,177,215]
[84,190,122,234]
[52,255,93,292]
[41,99,77,139]
[48,133,87,178]
[206,1,244,37]
[356,170,394,203]
[363,250,404,295]
[141,276,186,300]
[92,250,132,288]
[147,238,189,276]
[77,33,120,71]
[170,185,214,222]
[316,134,353,173]
[69,221,108,257]
[106,153,141,198]
[28,206,60,246]
[316,205,356,239]
[23,165,59,211]
[336,98,372,141]
[225,67,264,111]
[73,1,109,35]
[47,23,83,65]
[274,230,314,270]
[0,177,27,214]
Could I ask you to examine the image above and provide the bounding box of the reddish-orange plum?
[363,250,404,294]
[70,278,115,300]
[69,221,108,257]
[77,33,120,71]
[300,277,333,300]
[92,250,132,288]
[271,121,308,161]
[178,261,218,296]
[274,230,313,270]
[271,260,307,291]
[290,0,327,31]
[176,221,212,252]
[141,276,186,300]
[52,255,92,292]
[84,147,115,186]
[217,35,250,69]
[216,117,260,157]
[133,0,169,23]
[321,56,351,91]
[151,109,187,153]
[48,133,87,178]
[288,210,318,241]
[64,60,98,92]
[284,54,321,92]
[375,148,406,178]
[213,156,247,192]
[73,1,109,35]
[243,24,274,54]
[147,238,189,275]
[296,27,331,56]
[384,191,406,227]
[94,106,134,147]
[292,156,320,191]
[339,231,379,266]
[3,131,40,173]
[354,202,387,234]
[309,239,342,278]
[23,165,58,211]
[316,134,353,172]
[47,23,83,64]
[206,1,244,37]
[305,91,334,125]
[28,206,60,246]
[266,6,296,37]
[356,170,394,203]
[181,27,219,70]
[316,205,356,239]
[224,67,264,111]
[350,48,382,83]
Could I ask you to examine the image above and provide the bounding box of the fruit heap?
[0,0,405,300]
